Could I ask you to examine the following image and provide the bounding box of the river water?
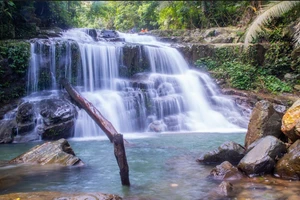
[1,132,300,200]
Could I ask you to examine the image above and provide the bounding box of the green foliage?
[264,42,293,76]
[0,40,30,105]
[257,74,292,93]
[196,57,293,93]
[0,41,30,75]
[224,61,255,90]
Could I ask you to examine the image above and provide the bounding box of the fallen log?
[60,78,130,186]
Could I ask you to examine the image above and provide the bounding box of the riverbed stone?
[9,138,83,166]
[197,141,245,165]
[245,100,285,149]
[0,119,17,143]
[0,191,122,200]
[274,139,300,180]
[209,161,244,180]
[238,136,287,177]
[281,99,300,142]
[218,181,233,197]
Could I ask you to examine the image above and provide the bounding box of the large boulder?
[39,99,77,140]
[196,141,245,165]
[245,100,285,149]
[238,136,287,177]
[209,161,244,180]
[9,138,83,166]
[274,139,300,180]
[281,99,300,142]
[0,119,17,143]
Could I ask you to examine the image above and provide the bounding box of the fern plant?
[244,1,300,47]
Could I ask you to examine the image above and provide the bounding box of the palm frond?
[244,1,300,47]
[293,21,300,48]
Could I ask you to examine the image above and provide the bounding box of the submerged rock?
[218,181,234,197]
[9,138,83,166]
[274,139,300,180]
[281,99,300,142]
[0,191,122,200]
[197,141,245,165]
[209,161,244,180]
[245,100,285,149]
[238,136,287,177]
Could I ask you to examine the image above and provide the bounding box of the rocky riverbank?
[196,98,300,198]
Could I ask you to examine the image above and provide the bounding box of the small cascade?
[23,28,247,139]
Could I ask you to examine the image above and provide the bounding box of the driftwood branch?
[60,78,130,186]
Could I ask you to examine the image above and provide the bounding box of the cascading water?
[26,28,247,139]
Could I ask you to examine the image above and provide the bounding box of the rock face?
[245,100,285,149]
[9,138,83,166]
[0,119,17,143]
[281,99,300,142]
[209,161,244,180]
[39,98,77,140]
[238,136,287,177]
[274,139,300,180]
[197,141,245,165]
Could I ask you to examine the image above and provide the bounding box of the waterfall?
[26,29,247,138]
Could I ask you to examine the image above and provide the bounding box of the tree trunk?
[60,78,130,186]
[114,134,130,186]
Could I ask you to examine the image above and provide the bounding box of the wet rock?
[274,140,300,180]
[0,99,22,120]
[0,119,17,143]
[0,191,122,200]
[39,99,77,140]
[281,99,300,142]
[245,100,285,149]
[197,141,245,165]
[164,115,181,131]
[9,138,83,166]
[209,161,244,180]
[238,136,287,177]
[42,120,75,140]
[218,181,234,197]
[39,99,76,126]
[16,102,37,134]
[148,120,167,132]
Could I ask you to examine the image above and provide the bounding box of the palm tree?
[244,1,300,47]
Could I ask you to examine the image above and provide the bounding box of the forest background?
[0,0,299,97]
